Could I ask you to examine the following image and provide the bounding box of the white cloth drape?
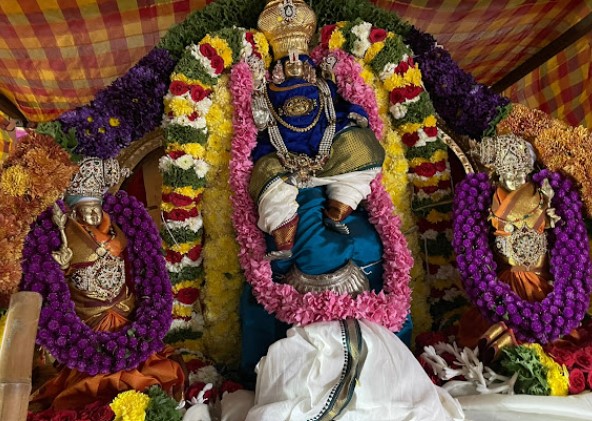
[458,392,592,421]
[242,320,464,421]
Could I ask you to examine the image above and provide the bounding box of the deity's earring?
[303,62,317,84]
[272,61,285,85]
[320,55,337,83]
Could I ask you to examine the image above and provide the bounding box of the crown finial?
[479,134,535,176]
[65,157,130,206]
[258,0,317,61]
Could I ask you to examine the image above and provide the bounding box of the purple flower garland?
[20,192,173,375]
[453,170,592,343]
[58,48,175,159]
[404,27,511,139]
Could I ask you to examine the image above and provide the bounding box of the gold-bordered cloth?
[249,126,385,201]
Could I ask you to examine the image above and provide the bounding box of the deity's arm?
[322,169,381,210]
[325,79,368,127]
[51,203,73,270]
[256,177,299,234]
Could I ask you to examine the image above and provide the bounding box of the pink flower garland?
[310,46,384,140]
[228,61,412,331]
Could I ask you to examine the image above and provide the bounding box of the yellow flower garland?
[367,66,432,338]
[201,75,243,366]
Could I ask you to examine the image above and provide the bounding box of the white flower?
[166,255,203,273]
[166,215,204,232]
[442,287,464,301]
[417,127,438,145]
[187,216,204,231]
[390,103,408,119]
[379,62,396,81]
[192,366,221,385]
[170,311,205,333]
[241,36,254,59]
[172,114,207,130]
[435,265,457,280]
[352,39,371,58]
[175,154,194,170]
[189,45,219,78]
[195,97,213,117]
[351,21,372,41]
[194,159,210,178]
[159,155,174,172]
[188,383,214,405]
[420,229,438,240]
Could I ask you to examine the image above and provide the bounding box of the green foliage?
[176,52,217,87]
[312,0,411,36]
[165,327,203,344]
[158,0,267,59]
[35,121,81,161]
[145,385,183,421]
[369,34,410,75]
[162,166,206,189]
[394,92,436,127]
[405,139,448,160]
[161,226,203,247]
[216,27,248,63]
[169,266,204,285]
[164,124,208,146]
[483,103,513,138]
[499,346,549,395]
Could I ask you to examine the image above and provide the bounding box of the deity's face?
[498,170,528,191]
[284,60,304,79]
[74,200,103,227]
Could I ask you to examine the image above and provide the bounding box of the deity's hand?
[540,178,554,202]
[348,112,368,128]
[52,246,73,270]
[51,203,73,269]
[546,207,561,228]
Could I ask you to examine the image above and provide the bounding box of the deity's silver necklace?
[253,78,337,187]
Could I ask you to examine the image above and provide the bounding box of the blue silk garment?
[241,56,411,385]
[240,187,413,386]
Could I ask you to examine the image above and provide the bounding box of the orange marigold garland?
[0,132,78,297]
[497,103,592,218]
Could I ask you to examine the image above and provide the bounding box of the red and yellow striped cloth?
[0,1,589,127]
[375,0,592,128]
[0,0,207,122]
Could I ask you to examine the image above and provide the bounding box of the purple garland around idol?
[20,192,173,375]
[453,170,592,343]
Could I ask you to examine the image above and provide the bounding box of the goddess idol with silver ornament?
[30,156,184,409]
[456,133,564,349]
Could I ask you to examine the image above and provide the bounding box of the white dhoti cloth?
[243,320,464,421]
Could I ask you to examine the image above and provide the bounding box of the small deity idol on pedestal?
[29,157,184,410]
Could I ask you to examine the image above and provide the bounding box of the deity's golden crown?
[258,0,317,61]
[66,157,130,203]
[479,134,535,175]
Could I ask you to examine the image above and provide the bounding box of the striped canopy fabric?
[375,0,592,128]
[0,0,590,128]
[0,0,207,122]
